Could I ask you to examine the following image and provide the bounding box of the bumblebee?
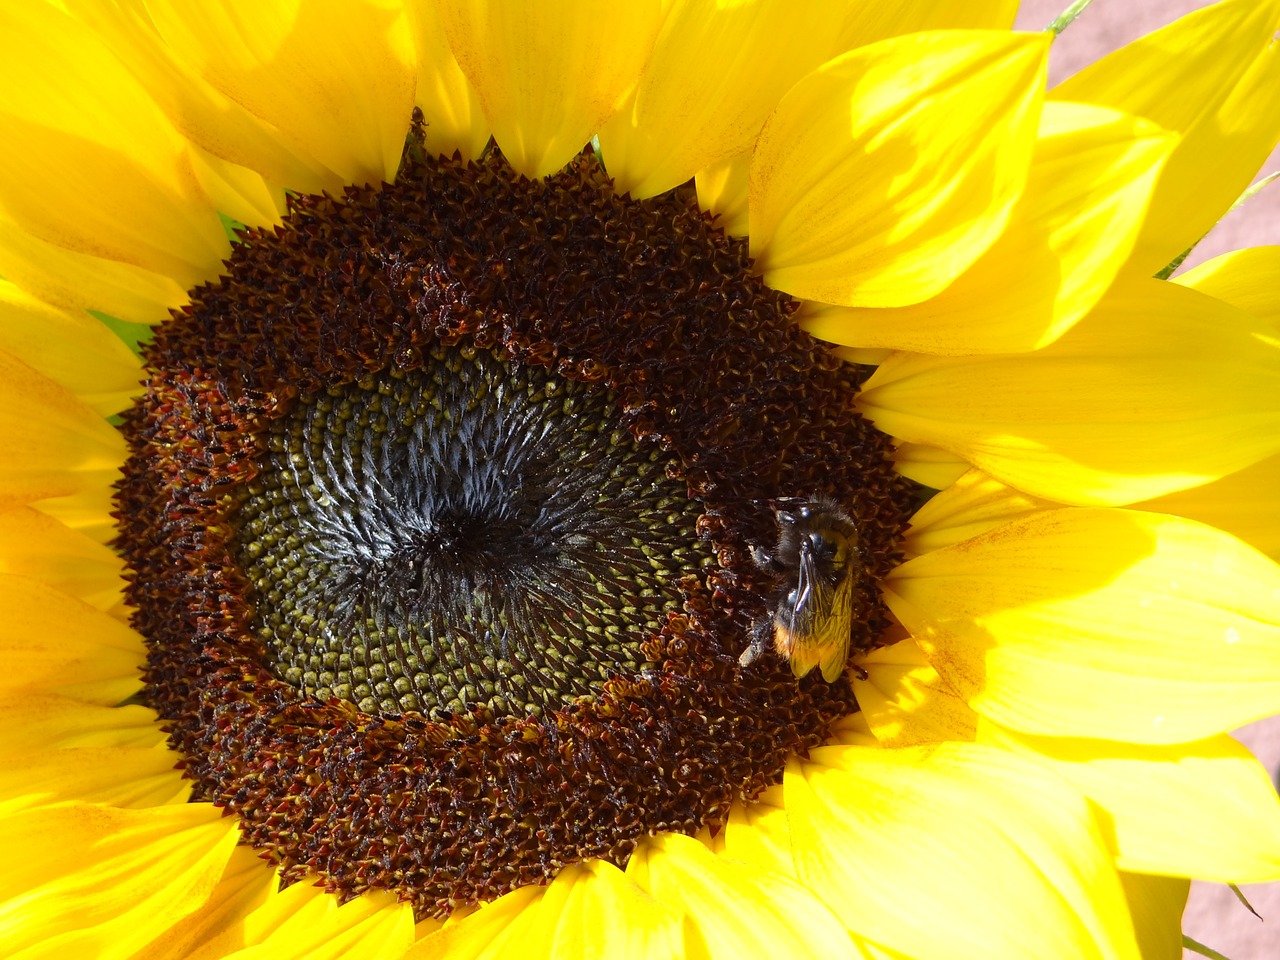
[738,499,864,683]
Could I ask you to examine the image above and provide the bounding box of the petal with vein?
[1052,0,1280,275]
[0,506,123,611]
[695,153,750,238]
[750,31,1047,307]
[0,803,238,959]
[903,470,1054,557]
[891,441,968,490]
[801,102,1173,353]
[0,352,124,510]
[858,638,977,747]
[599,0,852,199]
[858,277,1280,505]
[234,881,415,960]
[886,508,1280,744]
[0,575,145,704]
[980,723,1280,882]
[0,282,143,417]
[0,746,187,813]
[788,743,1140,959]
[0,696,163,754]
[0,4,228,286]
[405,0,490,160]
[145,0,417,188]
[627,833,855,959]
[436,0,665,178]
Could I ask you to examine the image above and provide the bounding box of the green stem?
[1046,0,1098,36]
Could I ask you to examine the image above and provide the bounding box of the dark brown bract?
[116,149,915,917]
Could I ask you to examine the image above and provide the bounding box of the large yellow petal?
[1135,453,1280,560]
[1051,0,1280,276]
[0,576,145,705]
[131,846,278,960]
[436,0,665,179]
[885,509,1280,744]
[231,879,415,960]
[404,0,490,160]
[0,283,143,417]
[0,4,229,288]
[980,723,1280,883]
[33,483,120,547]
[0,506,122,611]
[0,221,187,327]
[0,745,187,813]
[1176,245,1280,328]
[0,696,162,754]
[890,441,968,490]
[145,0,417,188]
[1117,873,1188,960]
[787,743,1140,959]
[0,353,124,512]
[902,469,1053,557]
[405,888,543,960]
[800,102,1173,353]
[626,833,857,959]
[0,802,238,959]
[749,31,1047,307]
[858,277,1280,505]
[62,0,343,197]
[599,0,853,199]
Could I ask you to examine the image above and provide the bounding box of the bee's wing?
[786,547,856,682]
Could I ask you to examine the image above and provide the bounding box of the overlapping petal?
[0,4,229,288]
[787,743,1140,959]
[436,0,665,178]
[858,277,1280,505]
[143,0,418,189]
[885,509,1280,744]
[1052,0,1280,276]
[799,102,1173,354]
[750,30,1047,308]
[980,723,1280,883]
[0,802,238,959]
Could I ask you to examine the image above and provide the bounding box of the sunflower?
[3,1,1280,958]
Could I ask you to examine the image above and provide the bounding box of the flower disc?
[116,148,916,915]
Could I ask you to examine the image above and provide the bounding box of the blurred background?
[1011,2,1280,957]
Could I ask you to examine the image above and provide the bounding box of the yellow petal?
[61,0,342,196]
[436,0,665,178]
[0,282,143,416]
[0,5,230,287]
[801,102,1173,354]
[1135,453,1280,560]
[145,0,417,188]
[834,0,1019,49]
[0,745,187,812]
[188,146,287,231]
[903,469,1054,557]
[787,743,1140,959]
[0,802,238,958]
[0,220,187,327]
[695,153,750,238]
[235,880,415,960]
[404,0,490,160]
[599,0,852,199]
[750,31,1047,307]
[34,484,120,547]
[1117,873,1188,960]
[720,787,797,882]
[857,638,977,747]
[1176,245,1280,328]
[0,575,145,704]
[0,505,124,611]
[891,441,968,490]
[405,888,544,960]
[1052,0,1280,276]
[0,695,163,754]
[980,723,1280,883]
[886,508,1280,744]
[858,277,1280,505]
[130,845,278,960]
[626,832,855,959]
[0,351,124,510]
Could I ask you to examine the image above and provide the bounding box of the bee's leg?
[738,618,772,669]
[750,544,782,573]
